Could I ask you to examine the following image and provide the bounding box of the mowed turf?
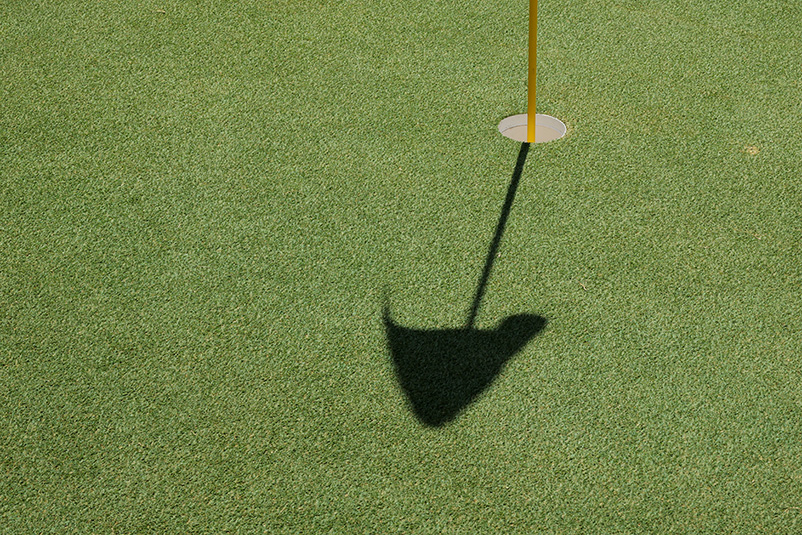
[2,0,801,532]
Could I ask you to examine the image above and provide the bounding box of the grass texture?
[2,0,801,532]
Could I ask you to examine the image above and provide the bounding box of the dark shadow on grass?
[384,309,546,426]
[384,143,547,427]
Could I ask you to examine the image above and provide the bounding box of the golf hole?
[499,114,566,143]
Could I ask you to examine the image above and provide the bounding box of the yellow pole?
[527,0,537,143]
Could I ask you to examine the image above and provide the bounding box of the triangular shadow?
[383,307,546,427]
[385,143,547,427]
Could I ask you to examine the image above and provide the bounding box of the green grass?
[2,0,801,532]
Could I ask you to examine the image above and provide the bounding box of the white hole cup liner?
[498,113,567,143]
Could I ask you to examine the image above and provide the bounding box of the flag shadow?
[384,143,547,427]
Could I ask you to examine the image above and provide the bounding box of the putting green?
[1,0,801,532]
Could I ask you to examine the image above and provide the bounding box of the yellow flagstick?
[527,0,537,143]
[498,0,564,143]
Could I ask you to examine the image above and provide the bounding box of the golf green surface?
[2,0,801,532]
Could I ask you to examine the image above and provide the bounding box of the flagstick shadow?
[384,143,547,427]
[467,142,530,328]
